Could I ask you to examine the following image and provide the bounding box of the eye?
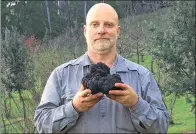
[105,23,114,28]
[91,22,99,28]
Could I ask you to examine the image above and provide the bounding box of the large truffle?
[81,62,123,94]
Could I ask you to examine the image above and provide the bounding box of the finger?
[84,92,103,102]
[107,94,125,103]
[90,95,103,105]
[109,90,127,95]
[80,89,92,97]
[83,92,103,102]
[94,92,104,98]
[114,83,130,90]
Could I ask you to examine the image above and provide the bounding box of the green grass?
[2,90,36,125]
[166,96,195,133]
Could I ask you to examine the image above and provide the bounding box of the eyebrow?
[89,20,116,25]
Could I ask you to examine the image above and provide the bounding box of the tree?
[1,29,35,128]
[148,1,195,120]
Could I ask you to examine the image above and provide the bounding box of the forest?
[1,1,195,133]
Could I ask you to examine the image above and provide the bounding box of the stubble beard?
[91,39,116,54]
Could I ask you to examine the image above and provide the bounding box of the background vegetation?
[1,1,195,133]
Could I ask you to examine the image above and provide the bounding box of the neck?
[87,51,117,68]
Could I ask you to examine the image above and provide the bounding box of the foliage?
[1,1,170,40]
[1,29,36,133]
[147,1,195,107]
[1,29,35,93]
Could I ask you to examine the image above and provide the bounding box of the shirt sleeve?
[129,71,170,133]
[34,68,81,133]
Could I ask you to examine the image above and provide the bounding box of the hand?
[72,85,104,113]
[106,83,138,109]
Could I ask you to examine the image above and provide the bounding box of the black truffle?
[81,62,123,94]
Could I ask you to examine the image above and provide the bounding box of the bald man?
[34,3,170,133]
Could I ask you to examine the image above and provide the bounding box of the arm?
[34,69,80,133]
[129,71,170,133]
[108,71,170,133]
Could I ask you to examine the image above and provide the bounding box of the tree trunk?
[84,0,87,18]
[169,93,177,124]
[157,62,161,85]
[18,89,27,127]
[45,0,52,37]
[1,113,7,133]
[141,54,144,62]
[129,0,133,16]
[136,41,140,64]
[4,99,9,118]
[151,55,154,73]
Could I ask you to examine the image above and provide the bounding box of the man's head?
[84,3,120,55]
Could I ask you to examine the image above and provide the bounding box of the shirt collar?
[72,52,92,67]
[112,54,129,72]
[113,54,138,72]
[74,52,137,71]
[83,52,93,66]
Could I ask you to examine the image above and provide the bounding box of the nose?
[97,25,106,34]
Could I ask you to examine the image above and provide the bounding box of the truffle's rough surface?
[81,62,123,94]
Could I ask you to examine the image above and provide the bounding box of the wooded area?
[1,1,195,133]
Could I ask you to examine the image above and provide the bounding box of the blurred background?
[1,1,195,133]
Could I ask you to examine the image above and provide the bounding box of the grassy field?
[166,96,195,133]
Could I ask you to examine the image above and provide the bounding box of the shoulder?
[48,55,86,78]
[118,55,150,76]
[55,54,85,71]
[126,59,149,75]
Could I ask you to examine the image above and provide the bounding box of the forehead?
[86,7,118,25]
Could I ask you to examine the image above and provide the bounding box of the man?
[34,3,170,133]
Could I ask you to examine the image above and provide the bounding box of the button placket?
[100,96,107,133]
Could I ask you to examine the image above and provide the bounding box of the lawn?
[167,96,195,133]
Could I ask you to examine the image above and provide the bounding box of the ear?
[84,25,87,37]
[117,26,120,37]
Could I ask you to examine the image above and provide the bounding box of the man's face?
[84,7,120,54]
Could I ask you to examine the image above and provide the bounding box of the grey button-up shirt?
[34,53,170,133]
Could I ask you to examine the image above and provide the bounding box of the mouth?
[95,38,109,41]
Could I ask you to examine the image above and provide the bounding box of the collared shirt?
[34,53,170,133]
